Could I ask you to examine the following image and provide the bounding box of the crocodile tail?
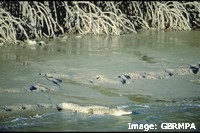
[113,111,133,116]
[123,111,133,115]
[115,110,140,116]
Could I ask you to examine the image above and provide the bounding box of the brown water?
[0,30,199,132]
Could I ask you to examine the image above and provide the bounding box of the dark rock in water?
[164,69,174,76]
[53,79,62,85]
[56,105,63,111]
[121,78,126,84]
[47,77,62,85]
[168,72,173,76]
[118,74,131,84]
[29,85,37,91]
[4,107,12,112]
[189,64,199,74]
[22,106,26,110]
[96,76,100,80]
[118,75,121,78]
[123,74,131,79]
[142,74,146,78]
[29,84,49,92]
[118,74,131,80]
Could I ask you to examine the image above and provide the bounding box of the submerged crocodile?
[57,102,133,116]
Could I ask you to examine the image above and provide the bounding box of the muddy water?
[0,30,200,131]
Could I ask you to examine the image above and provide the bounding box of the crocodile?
[57,102,133,116]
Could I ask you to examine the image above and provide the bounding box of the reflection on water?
[1,30,200,61]
[0,30,200,131]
